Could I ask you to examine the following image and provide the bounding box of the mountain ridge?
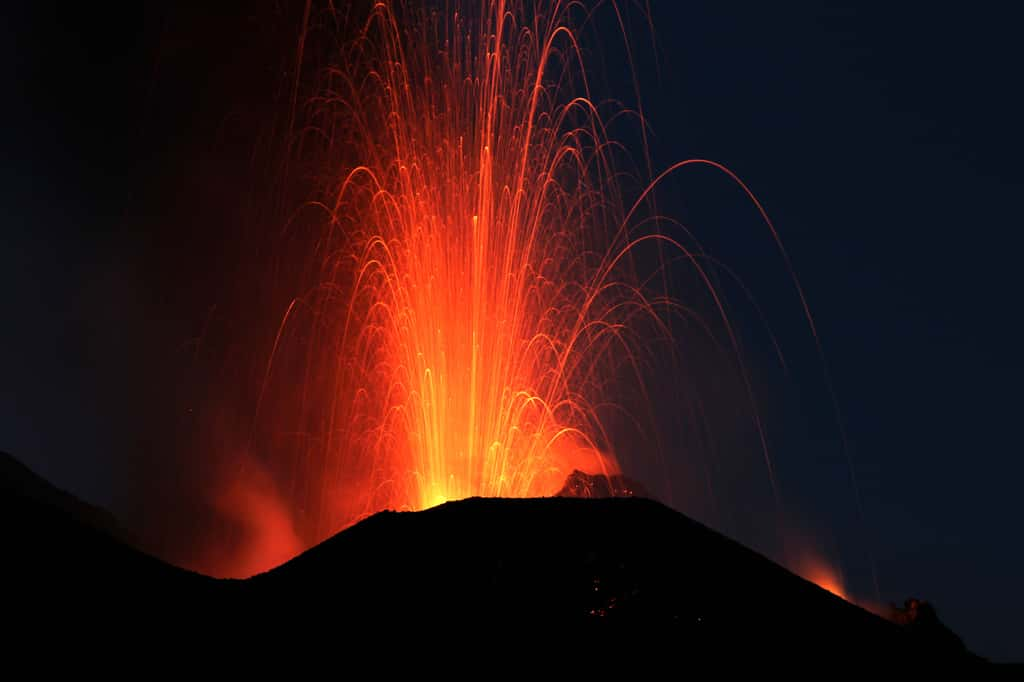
[0,450,983,661]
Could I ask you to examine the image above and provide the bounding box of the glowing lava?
[259,0,661,536]
[802,557,848,600]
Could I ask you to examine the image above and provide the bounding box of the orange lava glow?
[213,0,821,580]
[255,0,666,543]
[802,557,848,601]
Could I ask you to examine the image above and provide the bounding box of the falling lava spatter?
[257,0,660,542]
[210,0,855,602]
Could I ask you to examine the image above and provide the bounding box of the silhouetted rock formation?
[0,450,987,662]
[0,451,216,621]
[0,451,125,540]
[556,469,648,498]
[888,598,970,654]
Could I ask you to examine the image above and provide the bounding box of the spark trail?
[256,0,674,535]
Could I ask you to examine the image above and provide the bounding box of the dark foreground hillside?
[0,451,983,661]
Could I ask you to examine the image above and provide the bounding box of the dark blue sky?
[638,0,1023,660]
[2,1,1021,660]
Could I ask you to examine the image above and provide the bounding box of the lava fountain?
[256,0,672,541]
[235,0,846,591]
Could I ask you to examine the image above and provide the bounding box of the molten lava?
[256,0,665,541]
[212,0,832,581]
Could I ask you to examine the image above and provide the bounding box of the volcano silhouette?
[0,451,982,660]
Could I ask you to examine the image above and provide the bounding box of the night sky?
[2,1,1021,660]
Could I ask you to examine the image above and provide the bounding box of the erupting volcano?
[4,0,1010,661]
[250,0,687,546]
[201,0,817,580]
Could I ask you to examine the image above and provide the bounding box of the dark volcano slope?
[0,451,218,619]
[0,451,980,660]
[247,496,976,660]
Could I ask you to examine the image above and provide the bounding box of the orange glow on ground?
[802,558,848,601]
[812,574,847,600]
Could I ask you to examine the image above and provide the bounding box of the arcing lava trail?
[256,0,667,542]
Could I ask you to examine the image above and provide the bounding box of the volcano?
[0,450,982,661]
